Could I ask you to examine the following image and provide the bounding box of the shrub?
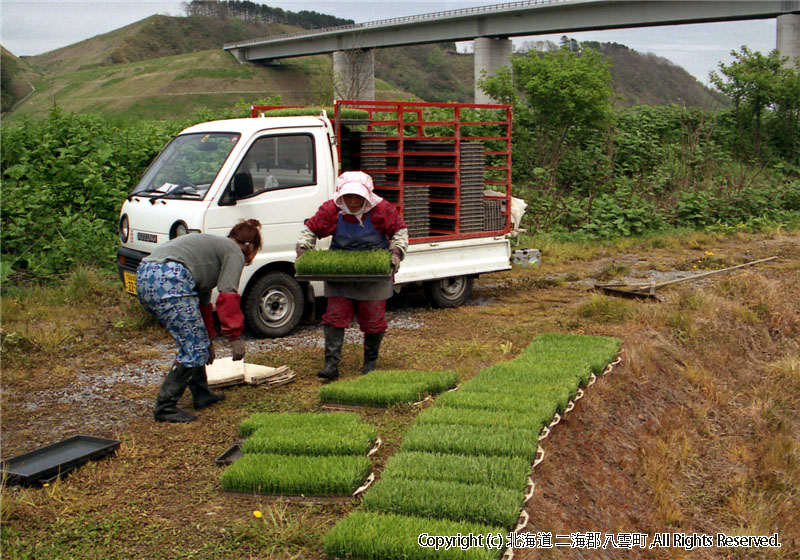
[323,512,503,560]
[362,478,523,528]
[220,453,371,495]
[381,452,530,491]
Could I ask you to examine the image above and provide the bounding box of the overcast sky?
[0,0,777,85]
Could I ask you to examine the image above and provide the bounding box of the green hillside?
[3,13,728,120]
[1,47,41,112]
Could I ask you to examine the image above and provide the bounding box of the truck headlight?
[119,214,129,243]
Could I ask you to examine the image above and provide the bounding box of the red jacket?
[304,199,407,240]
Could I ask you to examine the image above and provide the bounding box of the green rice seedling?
[459,378,575,413]
[242,422,377,456]
[255,107,370,120]
[401,423,540,461]
[320,382,433,406]
[319,369,459,406]
[237,411,361,438]
[295,249,392,276]
[381,452,530,491]
[220,453,371,495]
[362,477,523,528]
[416,407,546,434]
[437,390,559,421]
[324,511,503,560]
[362,369,460,393]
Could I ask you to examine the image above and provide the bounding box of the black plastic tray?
[295,274,391,282]
[215,443,243,466]
[2,436,120,486]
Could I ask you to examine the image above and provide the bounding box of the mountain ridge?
[2,13,728,118]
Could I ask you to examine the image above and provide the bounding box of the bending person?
[297,171,408,380]
[137,219,262,422]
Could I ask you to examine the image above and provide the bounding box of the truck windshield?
[130,132,240,199]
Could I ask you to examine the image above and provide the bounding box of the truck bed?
[336,100,514,244]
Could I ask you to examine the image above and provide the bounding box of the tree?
[480,44,614,181]
[709,46,791,159]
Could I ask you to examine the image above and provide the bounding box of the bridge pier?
[333,49,375,100]
[777,13,800,68]
[474,37,512,104]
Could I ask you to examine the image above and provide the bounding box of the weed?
[577,294,637,323]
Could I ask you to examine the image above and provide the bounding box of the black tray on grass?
[215,443,243,466]
[2,436,120,486]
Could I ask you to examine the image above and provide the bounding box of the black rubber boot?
[317,325,345,380]
[189,366,225,410]
[362,332,384,375]
[154,362,197,423]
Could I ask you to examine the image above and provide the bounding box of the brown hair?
[228,219,262,254]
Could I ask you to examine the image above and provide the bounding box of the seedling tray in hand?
[294,249,392,281]
[294,273,392,282]
[2,436,120,485]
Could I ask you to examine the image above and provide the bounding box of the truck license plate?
[123,271,137,295]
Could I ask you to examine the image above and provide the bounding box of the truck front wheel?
[424,275,474,308]
[244,272,305,337]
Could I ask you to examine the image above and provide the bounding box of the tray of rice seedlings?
[242,422,377,456]
[319,369,459,406]
[459,377,576,414]
[518,333,621,384]
[381,452,530,491]
[362,477,523,528]
[437,390,560,421]
[294,249,392,281]
[324,511,504,560]
[237,411,361,438]
[253,107,370,122]
[401,423,540,461]
[417,407,547,434]
[220,453,372,496]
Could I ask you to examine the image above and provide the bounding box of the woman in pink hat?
[297,171,408,380]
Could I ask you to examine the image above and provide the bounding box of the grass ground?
[1,229,798,559]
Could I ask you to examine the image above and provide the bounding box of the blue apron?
[326,212,393,301]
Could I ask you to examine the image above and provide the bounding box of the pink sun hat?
[334,171,383,212]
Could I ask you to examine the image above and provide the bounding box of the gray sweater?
[143,233,245,305]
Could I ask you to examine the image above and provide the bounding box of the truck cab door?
[204,130,331,258]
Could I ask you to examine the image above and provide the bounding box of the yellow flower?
[693,265,697,269]
[43,483,50,488]
[253,510,262,518]
[705,251,714,256]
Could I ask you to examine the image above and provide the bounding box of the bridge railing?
[224,0,565,50]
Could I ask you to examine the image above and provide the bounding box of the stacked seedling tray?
[323,333,621,559]
[319,369,459,408]
[484,198,504,231]
[356,131,401,204]
[295,249,392,281]
[220,412,377,499]
[404,140,485,235]
[402,184,430,238]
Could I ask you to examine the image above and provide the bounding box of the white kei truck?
[116,100,520,337]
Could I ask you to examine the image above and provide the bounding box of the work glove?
[390,247,403,274]
[206,341,216,365]
[230,338,246,361]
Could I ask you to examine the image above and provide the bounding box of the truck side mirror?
[232,172,254,199]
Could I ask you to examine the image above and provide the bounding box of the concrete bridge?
[224,0,800,102]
